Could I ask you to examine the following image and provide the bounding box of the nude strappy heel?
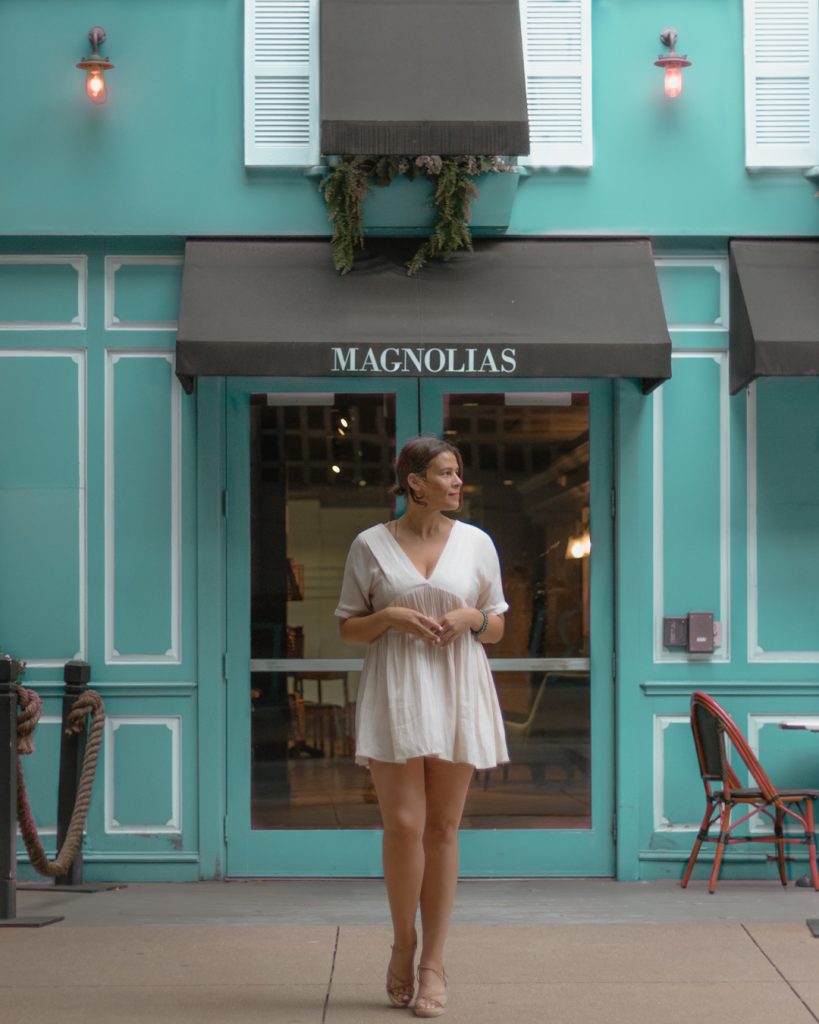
[413,964,447,1018]
[386,937,417,1008]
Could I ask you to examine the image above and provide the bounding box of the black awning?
[320,0,529,156]
[175,238,671,394]
[730,240,819,394]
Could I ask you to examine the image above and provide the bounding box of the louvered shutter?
[519,0,592,167]
[244,0,319,166]
[744,0,819,168]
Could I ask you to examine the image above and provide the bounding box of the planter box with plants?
[321,155,520,275]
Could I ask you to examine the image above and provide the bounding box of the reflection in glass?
[248,390,592,830]
[443,393,592,827]
[249,393,396,828]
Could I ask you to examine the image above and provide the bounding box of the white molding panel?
[653,714,704,832]
[653,352,731,663]
[0,350,88,667]
[653,257,729,331]
[104,350,182,664]
[104,716,182,834]
[746,713,819,834]
[747,384,819,663]
[0,255,87,330]
[16,715,62,837]
[104,256,183,331]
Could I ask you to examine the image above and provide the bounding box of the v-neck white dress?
[335,520,510,769]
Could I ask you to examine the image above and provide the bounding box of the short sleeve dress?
[334,520,510,770]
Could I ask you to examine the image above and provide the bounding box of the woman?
[335,436,509,1018]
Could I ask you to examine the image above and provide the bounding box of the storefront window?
[248,389,591,829]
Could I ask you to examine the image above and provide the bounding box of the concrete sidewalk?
[2,880,819,1024]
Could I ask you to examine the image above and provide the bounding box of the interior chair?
[289,671,350,758]
[681,690,819,893]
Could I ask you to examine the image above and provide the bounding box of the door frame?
[222,375,615,876]
[419,378,615,876]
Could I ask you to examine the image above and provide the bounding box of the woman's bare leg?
[417,758,474,1008]
[369,758,427,995]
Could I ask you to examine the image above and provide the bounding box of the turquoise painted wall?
[0,0,817,237]
[1,0,818,883]
[0,238,208,881]
[615,258,819,884]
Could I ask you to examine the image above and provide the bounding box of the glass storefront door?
[225,377,613,876]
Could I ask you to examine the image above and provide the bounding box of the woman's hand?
[387,607,444,644]
[435,608,483,646]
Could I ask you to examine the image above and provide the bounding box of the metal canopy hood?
[729,239,819,394]
[320,0,530,156]
[175,238,671,394]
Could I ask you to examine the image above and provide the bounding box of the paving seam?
[322,926,340,1023]
[741,924,819,1023]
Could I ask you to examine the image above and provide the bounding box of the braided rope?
[16,686,42,756]
[16,686,105,878]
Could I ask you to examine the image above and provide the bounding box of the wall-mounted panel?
[653,715,703,831]
[654,259,728,332]
[0,256,87,330]
[748,379,819,662]
[105,257,183,330]
[104,716,182,833]
[653,353,730,662]
[747,714,819,834]
[0,352,87,664]
[105,352,182,663]
[16,716,61,836]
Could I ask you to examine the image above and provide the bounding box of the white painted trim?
[653,257,729,331]
[746,713,819,835]
[653,352,731,663]
[652,382,664,662]
[249,657,591,673]
[104,350,183,665]
[104,716,182,834]
[653,715,706,832]
[104,255,183,331]
[16,716,62,837]
[0,350,87,667]
[747,384,819,662]
[0,255,87,330]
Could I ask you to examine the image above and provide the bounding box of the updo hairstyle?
[392,435,463,507]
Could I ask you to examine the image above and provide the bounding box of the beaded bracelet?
[470,609,489,637]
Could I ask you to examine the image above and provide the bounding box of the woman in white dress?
[335,436,509,1018]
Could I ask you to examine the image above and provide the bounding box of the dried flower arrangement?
[320,155,514,275]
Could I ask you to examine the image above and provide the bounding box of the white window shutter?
[244,0,319,167]
[744,0,819,169]
[519,0,592,168]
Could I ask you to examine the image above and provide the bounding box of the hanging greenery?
[320,155,513,275]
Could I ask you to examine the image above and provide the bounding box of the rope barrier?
[15,685,105,878]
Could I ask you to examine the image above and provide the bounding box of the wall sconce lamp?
[76,27,114,104]
[654,28,691,99]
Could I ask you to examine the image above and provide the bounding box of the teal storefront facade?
[1,0,818,883]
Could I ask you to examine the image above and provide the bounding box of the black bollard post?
[0,656,62,926]
[56,660,91,886]
[0,656,19,921]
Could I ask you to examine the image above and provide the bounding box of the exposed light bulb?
[664,65,683,98]
[86,71,107,103]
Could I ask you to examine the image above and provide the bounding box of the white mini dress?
[335,520,510,770]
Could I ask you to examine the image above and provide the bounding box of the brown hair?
[392,435,463,506]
